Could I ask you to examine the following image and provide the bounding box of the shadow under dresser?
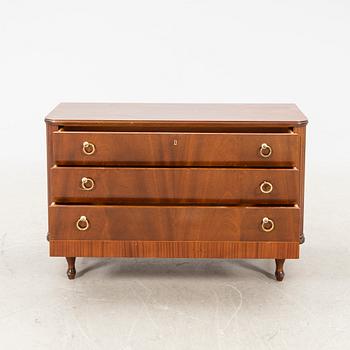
[45,103,307,281]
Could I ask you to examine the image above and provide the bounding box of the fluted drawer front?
[49,204,300,242]
[53,131,299,166]
[51,167,299,204]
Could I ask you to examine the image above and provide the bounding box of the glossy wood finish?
[50,167,299,204]
[53,131,299,167]
[49,205,300,242]
[46,103,308,127]
[45,103,307,280]
[51,241,299,259]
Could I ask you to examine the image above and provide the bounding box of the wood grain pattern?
[50,167,299,204]
[53,131,299,166]
[45,103,307,277]
[45,103,308,127]
[49,205,300,242]
[50,240,300,259]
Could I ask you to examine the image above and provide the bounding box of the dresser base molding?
[60,243,295,280]
[51,240,299,259]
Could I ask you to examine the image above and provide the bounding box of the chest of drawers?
[45,103,307,281]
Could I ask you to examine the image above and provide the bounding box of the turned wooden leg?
[275,259,285,281]
[66,257,76,280]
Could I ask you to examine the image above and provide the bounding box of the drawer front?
[49,205,300,241]
[51,167,299,204]
[53,131,299,166]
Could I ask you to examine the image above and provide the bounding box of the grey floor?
[0,161,349,350]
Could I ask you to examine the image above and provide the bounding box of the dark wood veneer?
[50,167,299,204]
[53,131,299,167]
[49,205,300,241]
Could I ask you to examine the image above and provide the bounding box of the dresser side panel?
[294,126,307,243]
[46,123,59,242]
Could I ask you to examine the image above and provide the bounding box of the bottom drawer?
[49,205,300,242]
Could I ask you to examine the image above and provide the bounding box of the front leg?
[275,259,285,281]
[66,257,76,280]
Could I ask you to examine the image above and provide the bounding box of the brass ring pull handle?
[81,177,95,191]
[261,217,274,232]
[260,181,273,194]
[76,216,89,231]
[82,141,96,155]
[259,143,272,158]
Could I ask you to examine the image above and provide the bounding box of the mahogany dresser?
[45,103,307,281]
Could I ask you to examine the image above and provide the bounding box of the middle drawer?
[51,167,299,204]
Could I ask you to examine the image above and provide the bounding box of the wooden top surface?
[45,103,308,127]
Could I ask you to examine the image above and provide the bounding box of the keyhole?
[173,139,178,146]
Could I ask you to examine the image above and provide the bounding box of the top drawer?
[52,131,299,166]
